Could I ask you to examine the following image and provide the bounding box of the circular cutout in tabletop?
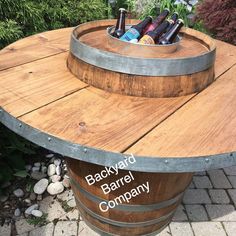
[68,19,216,98]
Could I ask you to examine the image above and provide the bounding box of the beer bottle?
[143,9,169,35]
[112,8,127,38]
[159,19,184,45]
[120,16,153,42]
[139,21,170,45]
[165,12,179,32]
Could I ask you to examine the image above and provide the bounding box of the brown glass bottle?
[120,16,153,42]
[113,8,127,38]
[165,12,179,32]
[159,19,184,45]
[139,20,170,45]
[143,8,170,34]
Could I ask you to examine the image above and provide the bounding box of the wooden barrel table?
[0,20,236,235]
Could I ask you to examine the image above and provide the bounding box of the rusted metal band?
[70,24,216,76]
[0,107,236,172]
[70,178,183,212]
[76,197,174,228]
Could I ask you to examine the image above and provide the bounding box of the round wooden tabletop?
[0,28,236,172]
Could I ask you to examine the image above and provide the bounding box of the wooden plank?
[19,86,193,152]
[0,28,73,71]
[0,26,235,157]
[0,53,87,117]
[215,40,236,77]
[127,65,236,158]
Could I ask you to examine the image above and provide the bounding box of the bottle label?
[120,28,140,42]
[139,35,155,45]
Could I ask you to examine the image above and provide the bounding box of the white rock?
[47,164,56,176]
[37,194,43,201]
[54,158,61,166]
[14,208,21,217]
[32,166,40,172]
[56,166,61,176]
[34,162,41,167]
[34,178,49,195]
[41,166,47,173]
[4,205,10,209]
[0,195,8,202]
[46,153,54,158]
[29,192,37,201]
[62,178,70,188]
[47,182,64,195]
[24,198,31,205]
[31,210,43,217]
[67,198,76,208]
[50,175,61,183]
[25,204,39,215]
[25,165,32,171]
[13,189,24,197]
[31,171,47,180]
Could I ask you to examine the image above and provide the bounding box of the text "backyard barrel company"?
[85,154,150,212]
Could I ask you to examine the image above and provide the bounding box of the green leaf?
[14,170,28,178]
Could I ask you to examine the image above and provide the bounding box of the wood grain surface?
[0,53,87,117]
[0,27,235,159]
[68,52,215,98]
[127,65,236,158]
[19,86,192,152]
[0,28,72,71]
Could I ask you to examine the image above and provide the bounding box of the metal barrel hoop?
[70,24,216,77]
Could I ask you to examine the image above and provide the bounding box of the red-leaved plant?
[196,0,236,45]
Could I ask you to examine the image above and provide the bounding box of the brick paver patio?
[1,166,236,236]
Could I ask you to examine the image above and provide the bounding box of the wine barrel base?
[66,158,193,236]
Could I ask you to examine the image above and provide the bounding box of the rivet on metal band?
[0,107,236,173]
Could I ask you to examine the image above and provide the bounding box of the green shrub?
[196,0,236,45]
[0,0,108,49]
[113,0,207,32]
[0,124,38,195]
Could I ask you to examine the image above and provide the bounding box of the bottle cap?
[119,8,127,13]
[163,8,170,13]
[177,19,184,24]
[172,12,179,16]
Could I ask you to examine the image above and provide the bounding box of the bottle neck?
[153,9,169,28]
[165,14,179,32]
[133,17,152,33]
[115,11,126,31]
[171,13,179,23]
